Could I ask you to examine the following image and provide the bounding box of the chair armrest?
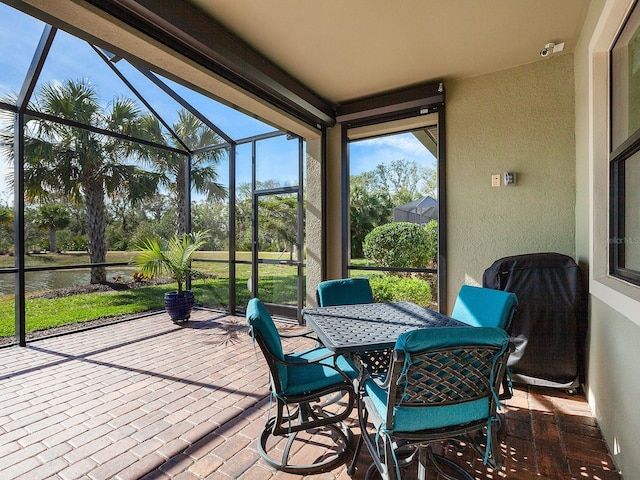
[280,329,319,341]
[277,348,337,366]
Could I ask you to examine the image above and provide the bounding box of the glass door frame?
[340,105,447,312]
[250,138,305,322]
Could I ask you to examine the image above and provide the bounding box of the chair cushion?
[364,378,490,432]
[316,278,374,307]
[246,298,287,389]
[451,285,518,329]
[395,326,510,353]
[283,346,358,396]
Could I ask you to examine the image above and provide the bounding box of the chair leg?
[417,447,428,480]
[347,434,363,476]
[385,437,399,480]
[486,417,502,470]
[499,369,513,400]
[428,446,475,480]
[258,416,353,474]
[258,395,354,475]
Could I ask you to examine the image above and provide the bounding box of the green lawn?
[0,250,302,338]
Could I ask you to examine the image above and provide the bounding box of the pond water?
[0,267,137,295]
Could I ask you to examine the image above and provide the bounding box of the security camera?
[540,42,555,58]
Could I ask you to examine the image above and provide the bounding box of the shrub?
[363,222,429,269]
[424,220,438,267]
[369,275,432,306]
[60,236,88,252]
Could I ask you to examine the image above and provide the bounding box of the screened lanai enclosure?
[0,1,445,348]
[0,2,305,346]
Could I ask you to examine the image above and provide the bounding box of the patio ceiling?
[189,0,591,103]
[5,0,590,133]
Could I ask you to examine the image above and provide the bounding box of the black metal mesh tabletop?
[303,302,466,354]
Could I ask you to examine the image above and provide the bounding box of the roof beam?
[83,0,335,128]
[336,81,444,126]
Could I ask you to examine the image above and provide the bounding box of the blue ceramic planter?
[164,291,195,322]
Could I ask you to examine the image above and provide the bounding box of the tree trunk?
[85,179,107,284]
[175,166,186,236]
[48,226,56,253]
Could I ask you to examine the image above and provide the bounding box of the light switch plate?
[491,174,501,187]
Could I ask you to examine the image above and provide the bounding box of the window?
[610,2,640,285]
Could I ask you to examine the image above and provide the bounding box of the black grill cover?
[482,253,587,387]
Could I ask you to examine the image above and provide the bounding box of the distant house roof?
[393,196,438,225]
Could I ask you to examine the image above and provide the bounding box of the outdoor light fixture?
[503,172,517,185]
[540,42,565,57]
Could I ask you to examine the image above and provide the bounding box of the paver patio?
[0,309,622,479]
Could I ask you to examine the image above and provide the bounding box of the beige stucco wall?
[445,55,577,313]
[575,0,640,477]
[588,296,640,478]
[325,127,346,281]
[304,126,345,306]
[305,138,323,307]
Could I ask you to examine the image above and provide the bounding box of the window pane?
[612,5,640,150]
[256,135,299,188]
[192,147,230,310]
[624,151,640,270]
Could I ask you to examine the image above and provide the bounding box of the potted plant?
[135,230,209,323]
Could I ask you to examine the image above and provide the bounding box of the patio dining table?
[303,301,467,355]
[303,301,483,480]
[303,301,474,477]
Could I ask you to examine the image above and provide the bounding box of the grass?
[0,251,436,340]
[0,249,301,337]
[0,251,440,340]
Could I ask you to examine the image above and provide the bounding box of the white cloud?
[349,132,436,176]
[359,134,430,158]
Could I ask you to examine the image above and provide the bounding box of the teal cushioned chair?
[451,284,518,329]
[316,277,374,307]
[452,285,518,399]
[348,326,513,480]
[246,298,358,473]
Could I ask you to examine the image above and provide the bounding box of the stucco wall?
[305,138,323,307]
[445,55,576,312]
[588,296,640,478]
[574,0,640,477]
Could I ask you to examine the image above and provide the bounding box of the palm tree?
[140,109,227,235]
[33,204,71,253]
[1,79,159,283]
[258,195,299,260]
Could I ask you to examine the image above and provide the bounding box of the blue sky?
[0,2,435,204]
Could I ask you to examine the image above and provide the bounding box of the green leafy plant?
[363,222,429,270]
[134,230,209,293]
[369,275,432,306]
[424,220,438,267]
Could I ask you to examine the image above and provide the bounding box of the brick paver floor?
[0,309,623,479]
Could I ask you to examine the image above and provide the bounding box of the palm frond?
[134,231,209,293]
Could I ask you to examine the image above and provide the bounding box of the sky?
[0,2,436,205]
